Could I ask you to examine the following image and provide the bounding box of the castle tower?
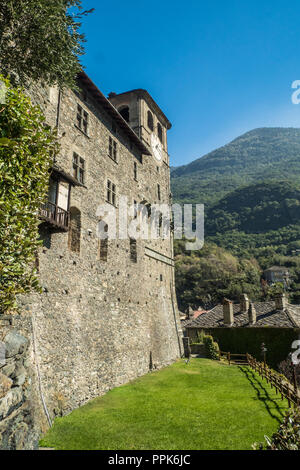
[108,89,171,167]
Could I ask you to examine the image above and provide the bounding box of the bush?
[279,357,300,386]
[203,335,220,360]
[254,408,300,450]
[0,75,57,312]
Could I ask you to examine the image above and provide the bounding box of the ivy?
[0,76,58,313]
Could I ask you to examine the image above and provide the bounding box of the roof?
[77,72,151,156]
[185,301,300,329]
[193,310,206,319]
[264,266,289,272]
[108,89,172,130]
[180,309,207,328]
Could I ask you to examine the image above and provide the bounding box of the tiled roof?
[185,301,300,329]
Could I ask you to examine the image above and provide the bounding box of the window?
[157,183,161,201]
[133,200,138,219]
[68,207,81,253]
[98,224,108,262]
[160,274,163,282]
[147,111,154,131]
[157,123,163,144]
[158,213,163,237]
[76,104,89,134]
[134,162,137,180]
[118,106,130,123]
[130,238,137,263]
[107,180,117,206]
[109,137,117,162]
[72,153,85,184]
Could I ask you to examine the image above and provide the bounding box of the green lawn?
[40,359,288,450]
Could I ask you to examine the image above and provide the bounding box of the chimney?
[275,293,288,310]
[248,303,256,325]
[186,306,194,319]
[240,293,249,313]
[223,299,234,327]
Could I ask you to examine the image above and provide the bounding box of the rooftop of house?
[264,266,289,273]
[181,308,207,328]
[184,300,300,329]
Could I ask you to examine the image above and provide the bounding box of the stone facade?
[0,316,48,449]
[5,72,183,436]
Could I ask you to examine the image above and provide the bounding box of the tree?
[0,76,58,312]
[0,0,94,88]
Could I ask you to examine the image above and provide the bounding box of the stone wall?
[11,77,182,425]
[0,316,47,450]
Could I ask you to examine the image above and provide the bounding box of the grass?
[40,358,289,450]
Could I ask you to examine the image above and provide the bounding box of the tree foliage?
[172,128,300,307]
[0,76,58,312]
[175,240,262,310]
[0,0,94,88]
[254,408,300,450]
[171,127,300,207]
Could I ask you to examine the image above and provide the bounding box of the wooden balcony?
[39,201,69,231]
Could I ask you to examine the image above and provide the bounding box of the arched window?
[157,123,163,144]
[68,207,81,253]
[147,111,154,131]
[118,106,130,123]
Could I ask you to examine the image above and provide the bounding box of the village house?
[184,294,300,367]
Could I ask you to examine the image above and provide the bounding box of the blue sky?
[78,0,300,166]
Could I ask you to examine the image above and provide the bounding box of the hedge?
[187,327,300,369]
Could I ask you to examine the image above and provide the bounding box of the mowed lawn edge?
[40,358,289,450]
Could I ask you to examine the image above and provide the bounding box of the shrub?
[0,75,57,313]
[254,408,300,450]
[279,357,300,386]
[203,335,220,360]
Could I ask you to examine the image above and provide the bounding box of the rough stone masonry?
[0,72,183,448]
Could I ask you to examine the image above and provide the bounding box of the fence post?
[227,352,231,366]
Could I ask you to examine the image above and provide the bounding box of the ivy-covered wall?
[187,327,300,369]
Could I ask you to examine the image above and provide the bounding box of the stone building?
[185,294,300,331]
[262,265,290,287]
[184,294,300,369]
[6,71,182,431]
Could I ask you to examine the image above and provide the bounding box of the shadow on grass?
[238,366,285,424]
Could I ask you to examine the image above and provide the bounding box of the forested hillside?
[171,128,300,207]
[172,128,300,309]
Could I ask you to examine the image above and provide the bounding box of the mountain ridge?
[171,127,300,207]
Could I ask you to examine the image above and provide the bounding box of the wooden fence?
[219,351,248,365]
[219,350,299,408]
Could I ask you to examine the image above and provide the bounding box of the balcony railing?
[39,201,69,230]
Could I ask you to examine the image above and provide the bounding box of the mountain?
[171,128,300,207]
[206,181,300,235]
[205,181,300,260]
